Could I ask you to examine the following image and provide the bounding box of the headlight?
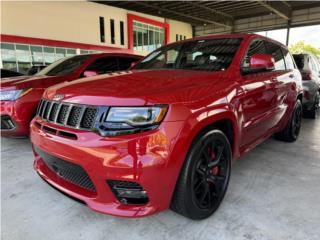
[98,106,168,136]
[0,88,32,101]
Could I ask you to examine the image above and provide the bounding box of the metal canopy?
[95,1,320,27]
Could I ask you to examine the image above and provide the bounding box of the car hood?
[0,75,67,90]
[44,69,228,105]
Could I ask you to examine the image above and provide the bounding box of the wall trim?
[127,13,170,50]
[0,34,132,53]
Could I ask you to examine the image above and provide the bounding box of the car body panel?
[0,53,142,136]
[293,53,320,109]
[30,34,302,217]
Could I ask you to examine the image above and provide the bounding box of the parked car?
[293,53,320,118]
[27,65,47,75]
[0,53,142,136]
[31,34,302,220]
[1,69,24,78]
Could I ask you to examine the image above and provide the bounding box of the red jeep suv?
[31,34,302,219]
[0,53,141,137]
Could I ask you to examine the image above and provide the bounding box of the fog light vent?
[107,180,149,205]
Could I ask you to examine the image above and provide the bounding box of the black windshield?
[134,38,242,72]
[36,55,90,76]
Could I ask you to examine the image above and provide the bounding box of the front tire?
[170,129,232,220]
[275,99,302,142]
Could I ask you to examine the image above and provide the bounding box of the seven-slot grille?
[37,99,98,130]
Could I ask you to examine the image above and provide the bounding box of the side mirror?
[83,70,98,77]
[242,54,275,74]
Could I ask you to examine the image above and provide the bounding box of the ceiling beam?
[186,2,234,20]
[134,1,232,27]
[257,1,291,20]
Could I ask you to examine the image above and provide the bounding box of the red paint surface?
[0,53,142,136]
[30,34,303,217]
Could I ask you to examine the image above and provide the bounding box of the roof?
[94,1,320,27]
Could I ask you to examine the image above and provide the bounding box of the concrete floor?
[1,118,320,240]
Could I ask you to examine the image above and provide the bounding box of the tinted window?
[135,38,242,72]
[85,57,118,74]
[265,42,286,71]
[293,54,305,70]
[243,40,266,67]
[282,48,295,70]
[118,57,139,70]
[36,55,90,76]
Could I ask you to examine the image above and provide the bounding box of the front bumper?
[31,116,185,217]
[0,101,30,136]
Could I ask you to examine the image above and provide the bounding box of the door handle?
[289,74,295,79]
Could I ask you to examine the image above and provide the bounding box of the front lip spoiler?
[37,172,86,205]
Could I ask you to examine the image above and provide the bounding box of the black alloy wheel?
[171,129,232,220]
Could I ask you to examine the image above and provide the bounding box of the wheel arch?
[183,110,240,162]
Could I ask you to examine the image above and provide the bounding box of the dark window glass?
[36,55,90,76]
[184,36,186,40]
[180,35,183,41]
[118,57,139,70]
[243,39,267,67]
[176,34,179,41]
[120,21,124,45]
[135,38,242,72]
[293,54,305,70]
[85,57,118,74]
[265,41,285,71]
[282,48,295,70]
[99,17,105,43]
[110,19,115,44]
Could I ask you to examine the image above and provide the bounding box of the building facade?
[1,1,192,73]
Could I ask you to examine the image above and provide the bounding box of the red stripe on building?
[0,34,133,53]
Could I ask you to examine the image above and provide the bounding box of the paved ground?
[1,118,320,240]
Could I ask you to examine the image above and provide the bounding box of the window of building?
[110,19,115,44]
[133,21,165,52]
[120,21,125,45]
[184,36,186,40]
[55,48,66,59]
[180,35,183,41]
[43,47,55,64]
[99,17,105,43]
[176,34,179,42]
[0,42,95,74]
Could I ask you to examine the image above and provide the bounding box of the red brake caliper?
[210,149,219,175]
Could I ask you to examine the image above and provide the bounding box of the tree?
[289,41,320,58]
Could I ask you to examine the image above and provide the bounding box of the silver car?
[293,53,320,118]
